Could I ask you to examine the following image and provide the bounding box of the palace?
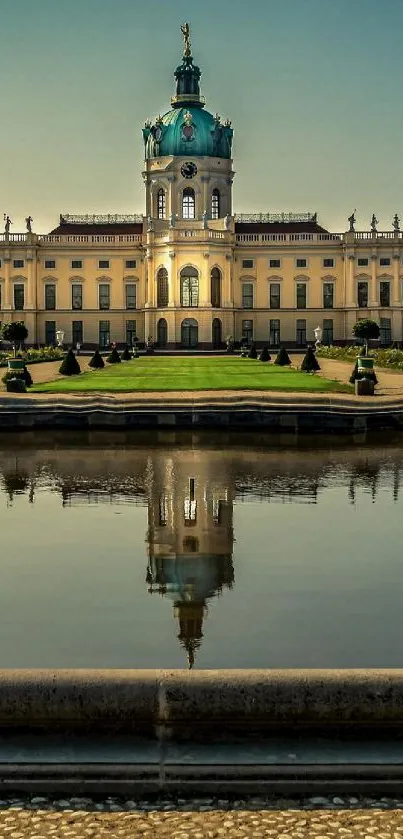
[1,26,402,350]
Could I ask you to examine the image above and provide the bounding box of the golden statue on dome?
[181,22,191,57]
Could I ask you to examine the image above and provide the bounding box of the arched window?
[180,266,199,307]
[211,189,220,219]
[157,188,166,220]
[211,267,221,308]
[182,188,195,220]
[157,318,168,347]
[157,267,168,307]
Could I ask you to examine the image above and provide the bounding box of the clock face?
[181,162,198,179]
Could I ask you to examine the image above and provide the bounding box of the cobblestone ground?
[0,797,402,837]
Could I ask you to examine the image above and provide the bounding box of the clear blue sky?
[1,0,402,232]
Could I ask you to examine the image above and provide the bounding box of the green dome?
[143,107,233,160]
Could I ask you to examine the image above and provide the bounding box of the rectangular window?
[126,319,136,346]
[358,281,368,308]
[99,284,110,310]
[242,320,253,343]
[71,283,82,310]
[296,258,307,269]
[380,281,390,307]
[323,258,334,268]
[44,259,56,269]
[380,257,391,266]
[296,318,307,346]
[323,318,334,345]
[357,257,368,266]
[13,284,24,310]
[242,283,253,309]
[269,259,281,269]
[296,282,306,309]
[71,260,82,269]
[380,317,391,346]
[13,259,24,269]
[125,260,137,269]
[45,283,56,310]
[125,283,137,310]
[45,321,56,345]
[242,259,254,269]
[269,283,281,309]
[98,260,110,269]
[323,282,334,309]
[72,320,83,346]
[269,319,280,347]
[99,320,110,349]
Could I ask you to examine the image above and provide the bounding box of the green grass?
[32,356,351,394]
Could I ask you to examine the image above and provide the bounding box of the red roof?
[49,222,143,235]
[235,221,329,234]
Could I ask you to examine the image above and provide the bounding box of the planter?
[357,355,374,374]
[7,358,25,373]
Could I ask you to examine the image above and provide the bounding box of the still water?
[0,430,402,670]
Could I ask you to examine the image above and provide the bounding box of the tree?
[59,349,81,376]
[106,346,121,364]
[301,346,320,372]
[352,319,380,355]
[1,322,28,357]
[88,349,105,369]
[274,347,291,366]
[259,346,271,362]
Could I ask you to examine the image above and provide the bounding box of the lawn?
[32,356,351,394]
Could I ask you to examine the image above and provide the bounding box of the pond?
[0,430,401,670]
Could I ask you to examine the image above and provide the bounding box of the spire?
[171,23,205,109]
[175,601,206,669]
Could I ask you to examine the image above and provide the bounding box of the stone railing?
[0,233,29,244]
[236,232,343,245]
[37,234,142,246]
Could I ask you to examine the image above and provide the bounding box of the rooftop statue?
[348,210,356,232]
[371,213,378,232]
[26,215,33,233]
[393,213,400,232]
[181,22,191,57]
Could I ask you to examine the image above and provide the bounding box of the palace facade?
[1,28,402,350]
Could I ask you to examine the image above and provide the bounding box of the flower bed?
[317,345,403,370]
[0,347,64,367]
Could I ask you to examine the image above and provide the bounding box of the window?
[45,283,56,310]
[323,318,333,345]
[357,257,368,267]
[13,284,24,310]
[182,188,195,219]
[157,267,169,307]
[45,321,56,345]
[296,318,307,346]
[242,283,253,309]
[126,319,137,346]
[269,283,281,309]
[99,284,110,310]
[380,281,390,307]
[99,320,110,348]
[180,267,199,307]
[242,320,253,343]
[323,258,334,268]
[358,281,368,308]
[125,260,137,269]
[72,321,83,346]
[125,283,137,310]
[44,260,56,269]
[269,259,281,269]
[323,282,334,309]
[380,257,391,267]
[296,258,307,268]
[269,319,280,347]
[71,260,82,269]
[72,284,82,310]
[242,259,254,269]
[380,317,391,346]
[211,189,220,220]
[157,188,166,220]
[98,260,110,269]
[296,282,306,309]
[211,267,221,308]
[13,259,24,269]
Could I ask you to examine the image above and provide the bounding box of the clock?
[181,162,198,179]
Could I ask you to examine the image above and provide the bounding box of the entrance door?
[181,318,198,348]
[157,318,168,347]
[212,318,222,349]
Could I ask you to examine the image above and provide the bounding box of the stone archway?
[181,318,198,349]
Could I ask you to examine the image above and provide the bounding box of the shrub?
[248,344,258,359]
[1,322,28,356]
[88,349,105,369]
[349,359,378,386]
[274,347,291,366]
[122,345,132,361]
[352,319,380,355]
[259,346,271,362]
[106,346,121,364]
[6,377,26,393]
[59,349,81,376]
[301,346,320,372]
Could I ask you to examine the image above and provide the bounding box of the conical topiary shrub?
[59,349,81,376]
[349,359,378,385]
[301,346,320,372]
[274,347,291,366]
[122,345,132,361]
[106,346,121,364]
[248,344,257,359]
[88,349,105,369]
[259,346,271,362]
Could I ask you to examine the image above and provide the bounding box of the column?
[224,253,233,307]
[392,253,400,305]
[3,257,11,310]
[346,255,355,307]
[26,254,34,309]
[370,254,378,307]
